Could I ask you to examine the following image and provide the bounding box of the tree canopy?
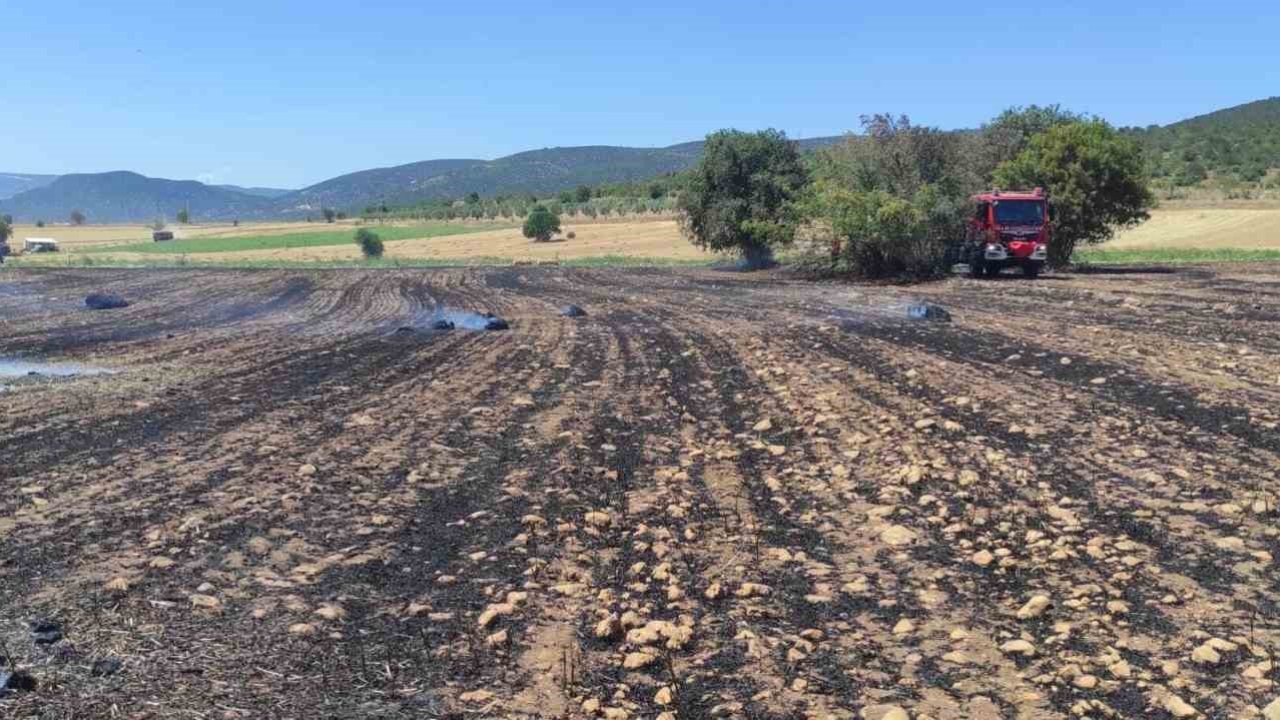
[678,128,807,268]
[522,205,561,242]
[994,120,1154,266]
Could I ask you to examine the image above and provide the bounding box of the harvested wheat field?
[80,220,704,264]
[3,265,1280,719]
[1107,208,1280,250]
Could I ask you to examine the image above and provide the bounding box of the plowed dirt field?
[3,266,1280,719]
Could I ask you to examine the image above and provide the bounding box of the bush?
[70,210,86,225]
[566,231,576,239]
[355,228,384,258]
[806,115,970,279]
[322,208,337,223]
[523,205,561,242]
[35,220,45,228]
[807,183,963,279]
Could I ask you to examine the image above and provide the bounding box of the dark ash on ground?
[1,265,1279,719]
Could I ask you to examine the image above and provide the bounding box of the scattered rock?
[880,525,918,547]
[85,293,129,310]
[654,686,674,705]
[189,594,221,610]
[1190,637,1238,666]
[105,576,131,593]
[297,464,317,477]
[560,305,587,318]
[594,616,620,639]
[735,582,772,598]
[623,650,658,669]
[892,618,915,635]
[288,623,318,637]
[314,605,346,621]
[477,602,516,628]
[861,704,910,720]
[1000,639,1036,657]
[460,689,494,703]
[584,510,613,527]
[1263,697,1280,720]
[971,549,995,567]
[1016,595,1052,620]
[31,619,64,645]
[485,629,509,647]
[753,418,773,433]
[1073,674,1098,689]
[1161,692,1197,717]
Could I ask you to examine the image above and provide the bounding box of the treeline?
[680,106,1152,275]
[359,174,688,222]
[1122,97,1280,188]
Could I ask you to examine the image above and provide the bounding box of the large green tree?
[994,120,1154,267]
[977,105,1086,180]
[678,128,807,268]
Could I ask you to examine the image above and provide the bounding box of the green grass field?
[91,224,500,255]
[1074,247,1280,264]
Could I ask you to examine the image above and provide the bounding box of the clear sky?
[3,1,1275,188]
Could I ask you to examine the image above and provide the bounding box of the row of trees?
[362,195,677,223]
[679,107,1154,274]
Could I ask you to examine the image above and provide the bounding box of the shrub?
[807,183,963,279]
[523,205,561,242]
[355,228,384,258]
[806,115,969,278]
[70,210,86,225]
[322,208,337,223]
[35,220,45,228]
[566,231,576,239]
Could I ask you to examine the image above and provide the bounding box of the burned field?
[3,266,1280,719]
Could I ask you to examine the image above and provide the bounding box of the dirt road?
[3,266,1279,719]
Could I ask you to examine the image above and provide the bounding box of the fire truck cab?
[963,188,1050,278]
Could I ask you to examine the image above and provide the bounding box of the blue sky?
[2,1,1275,188]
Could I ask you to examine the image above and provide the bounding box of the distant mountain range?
[213,184,295,199]
[0,173,58,201]
[3,98,1277,223]
[0,138,846,223]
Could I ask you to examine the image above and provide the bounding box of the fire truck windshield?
[993,200,1044,225]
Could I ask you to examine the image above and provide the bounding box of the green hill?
[1124,97,1280,185]
[0,172,273,223]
